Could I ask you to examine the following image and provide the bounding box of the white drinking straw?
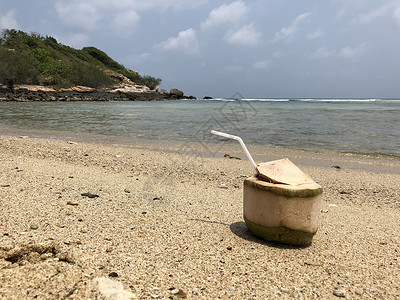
[211,130,257,170]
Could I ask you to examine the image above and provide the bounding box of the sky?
[1,0,400,98]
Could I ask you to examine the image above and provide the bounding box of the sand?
[0,135,399,299]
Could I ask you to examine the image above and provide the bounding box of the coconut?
[256,158,316,186]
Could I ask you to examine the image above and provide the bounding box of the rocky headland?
[0,30,196,101]
[0,84,195,102]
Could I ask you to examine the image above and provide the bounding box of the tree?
[0,48,16,89]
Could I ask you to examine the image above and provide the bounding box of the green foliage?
[0,48,17,87]
[139,75,162,90]
[83,46,162,89]
[83,47,125,71]
[0,29,161,89]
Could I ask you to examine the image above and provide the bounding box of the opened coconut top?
[257,158,317,186]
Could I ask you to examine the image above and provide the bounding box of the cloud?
[138,52,151,60]
[201,1,248,30]
[225,23,261,47]
[311,43,366,59]
[306,28,323,40]
[55,2,100,30]
[338,43,366,58]
[352,5,389,24]
[224,65,243,72]
[158,28,199,54]
[312,47,336,58]
[351,3,400,25]
[393,6,400,24]
[335,7,349,20]
[59,33,89,48]
[114,0,208,11]
[270,12,310,43]
[54,0,207,32]
[126,52,152,65]
[0,10,19,30]
[253,60,271,69]
[113,10,141,30]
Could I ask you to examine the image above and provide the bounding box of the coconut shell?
[256,158,317,186]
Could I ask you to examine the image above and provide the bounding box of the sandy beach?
[0,135,399,299]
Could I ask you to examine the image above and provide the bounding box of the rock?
[169,288,187,298]
[111,84,151,94]
[169,88,184,98]
[30,225,39,230]
[223,154,241,160]
[92,277,136,300]
[70,86,95,92]
[159,89,168,95]
[279,287,290,293]
[81,192,99,198]
[339,191,352,195]
[124,189,131,193]
[108,272,119,278]
[333,288,346,298]
[203,96,213,100]
[67,201,79,206]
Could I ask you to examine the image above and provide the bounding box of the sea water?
[0,98,399,157]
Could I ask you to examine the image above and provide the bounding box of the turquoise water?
[0,98,399,156]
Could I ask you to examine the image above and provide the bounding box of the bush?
[83,47,124,71]
[71,63,115,88]
[0,48,16,85]
[137,75,162,90]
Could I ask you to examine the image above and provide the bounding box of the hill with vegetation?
[0,29,161,91]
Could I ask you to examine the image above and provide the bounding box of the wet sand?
[0,135,399,299]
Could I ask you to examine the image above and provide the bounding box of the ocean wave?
[210,98,290,102]
[208,98,400,103]
[242,98,290,102]
[294,98,378,102]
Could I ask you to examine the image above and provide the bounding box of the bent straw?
[211,130,257,170]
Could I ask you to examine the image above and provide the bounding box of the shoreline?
[1,135,399,298]
[0,86,195,102]
[1,129,400,173]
